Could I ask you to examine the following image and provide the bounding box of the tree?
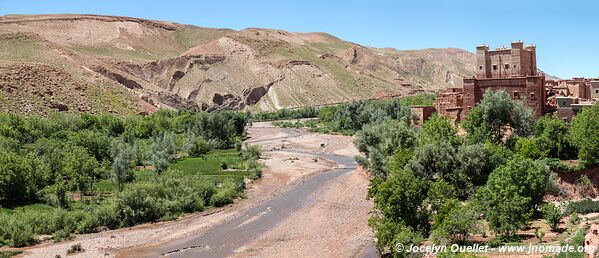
[111,141,134,191]
[514,137,546,159]
[409,142,458,180]
[354,120,416,178]
[373,168,429,232]
[541,203,563,232]
[534,116,576,159]
[476,179,531,237]
[570,103,599,165]
[462,90,534,144]
[151,132,178,174]
[417,115,461,147]
[458,144,493,186]
[369,219,423,257]
[187,135,210,157]
[476,157,549,237]
[430,201,480,244]
[63,146,100,193]
[370,168,428,257]
[0,150,38,201]
[425,179,456,214]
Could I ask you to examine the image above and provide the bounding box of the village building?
[555,96,594,122]
[435,41,546,121]
[410,105,436,126]
[591,80,599,99]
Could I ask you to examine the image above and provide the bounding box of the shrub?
[188,136,210,157]
[541,203,563,232]
[575,175,592,197]
[0,215,35,247]
[569,212,581,225]
[116,183,165,226]
[66,243,84,254]
[566,199,599,214]
[430,202,480,244]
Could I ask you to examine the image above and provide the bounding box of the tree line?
[0,109,257,247]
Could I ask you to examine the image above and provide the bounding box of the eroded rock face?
[0,14,487,113]
[585,224,599,257]
[90,66,142,89]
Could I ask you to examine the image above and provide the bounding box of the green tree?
[63,146,100,193]
[187,135,210,157]
[426,179,457,214]
[570,103,599,165]
[534,116,576,159]
[514,137,546,159]
[458,144,493,186]
[372,168,429,232]
[462,90,534,144]
[151,132,178,174]
[409,142,458,180]
[430,201,480,244]
[476,157,549,237]
[369,167,428,257]
[0,150,38,201]
[476,179,531,237]
[111,141,134,191]
[417,115,461,147]
[354,120,416,178]
[541,203,563,232]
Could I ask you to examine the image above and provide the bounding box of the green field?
[170,149,250,176]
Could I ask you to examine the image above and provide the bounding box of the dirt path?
[18,122,375,258]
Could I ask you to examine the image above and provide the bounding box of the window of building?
[492,65,498,71]
[595,89,599,94]
[513,64,517,68]
[479,66,483,70]
[529,92,536,99]
[513,92,520,99]
[504,64,510,69]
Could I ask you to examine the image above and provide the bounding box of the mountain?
[0,14,479,115]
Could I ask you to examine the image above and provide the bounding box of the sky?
[0,0,597,79]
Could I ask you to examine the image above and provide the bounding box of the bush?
[0,215,35,247]
[209,180,243,207]
[116,183,165,226]
[430,202,480,244]
[566,199,599,214]
[569,212,580,225]
[541,203,563,232]
[188,136,210,157]
[66,243,85,254]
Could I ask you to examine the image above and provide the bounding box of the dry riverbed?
[17,122,374,258]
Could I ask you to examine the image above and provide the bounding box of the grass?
[174,26,230,52]
[69,45,159,61]
[0,251,22,258]
[170,149,251,178]
[401,93,436,106]
[555,225,588,258]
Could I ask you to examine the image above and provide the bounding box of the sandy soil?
[233,166,373,257]
[16,122,373,258]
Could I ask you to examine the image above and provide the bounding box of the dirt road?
[21,122,375,257]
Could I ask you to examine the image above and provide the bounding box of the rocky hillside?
[0,14,478,114]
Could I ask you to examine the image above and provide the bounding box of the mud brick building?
[436,41,546,121]
[410,105,436,126]
[434,88,464,123]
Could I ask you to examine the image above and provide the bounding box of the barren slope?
[0,14,478,113]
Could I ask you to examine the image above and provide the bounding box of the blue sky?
[0,0,597,79]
